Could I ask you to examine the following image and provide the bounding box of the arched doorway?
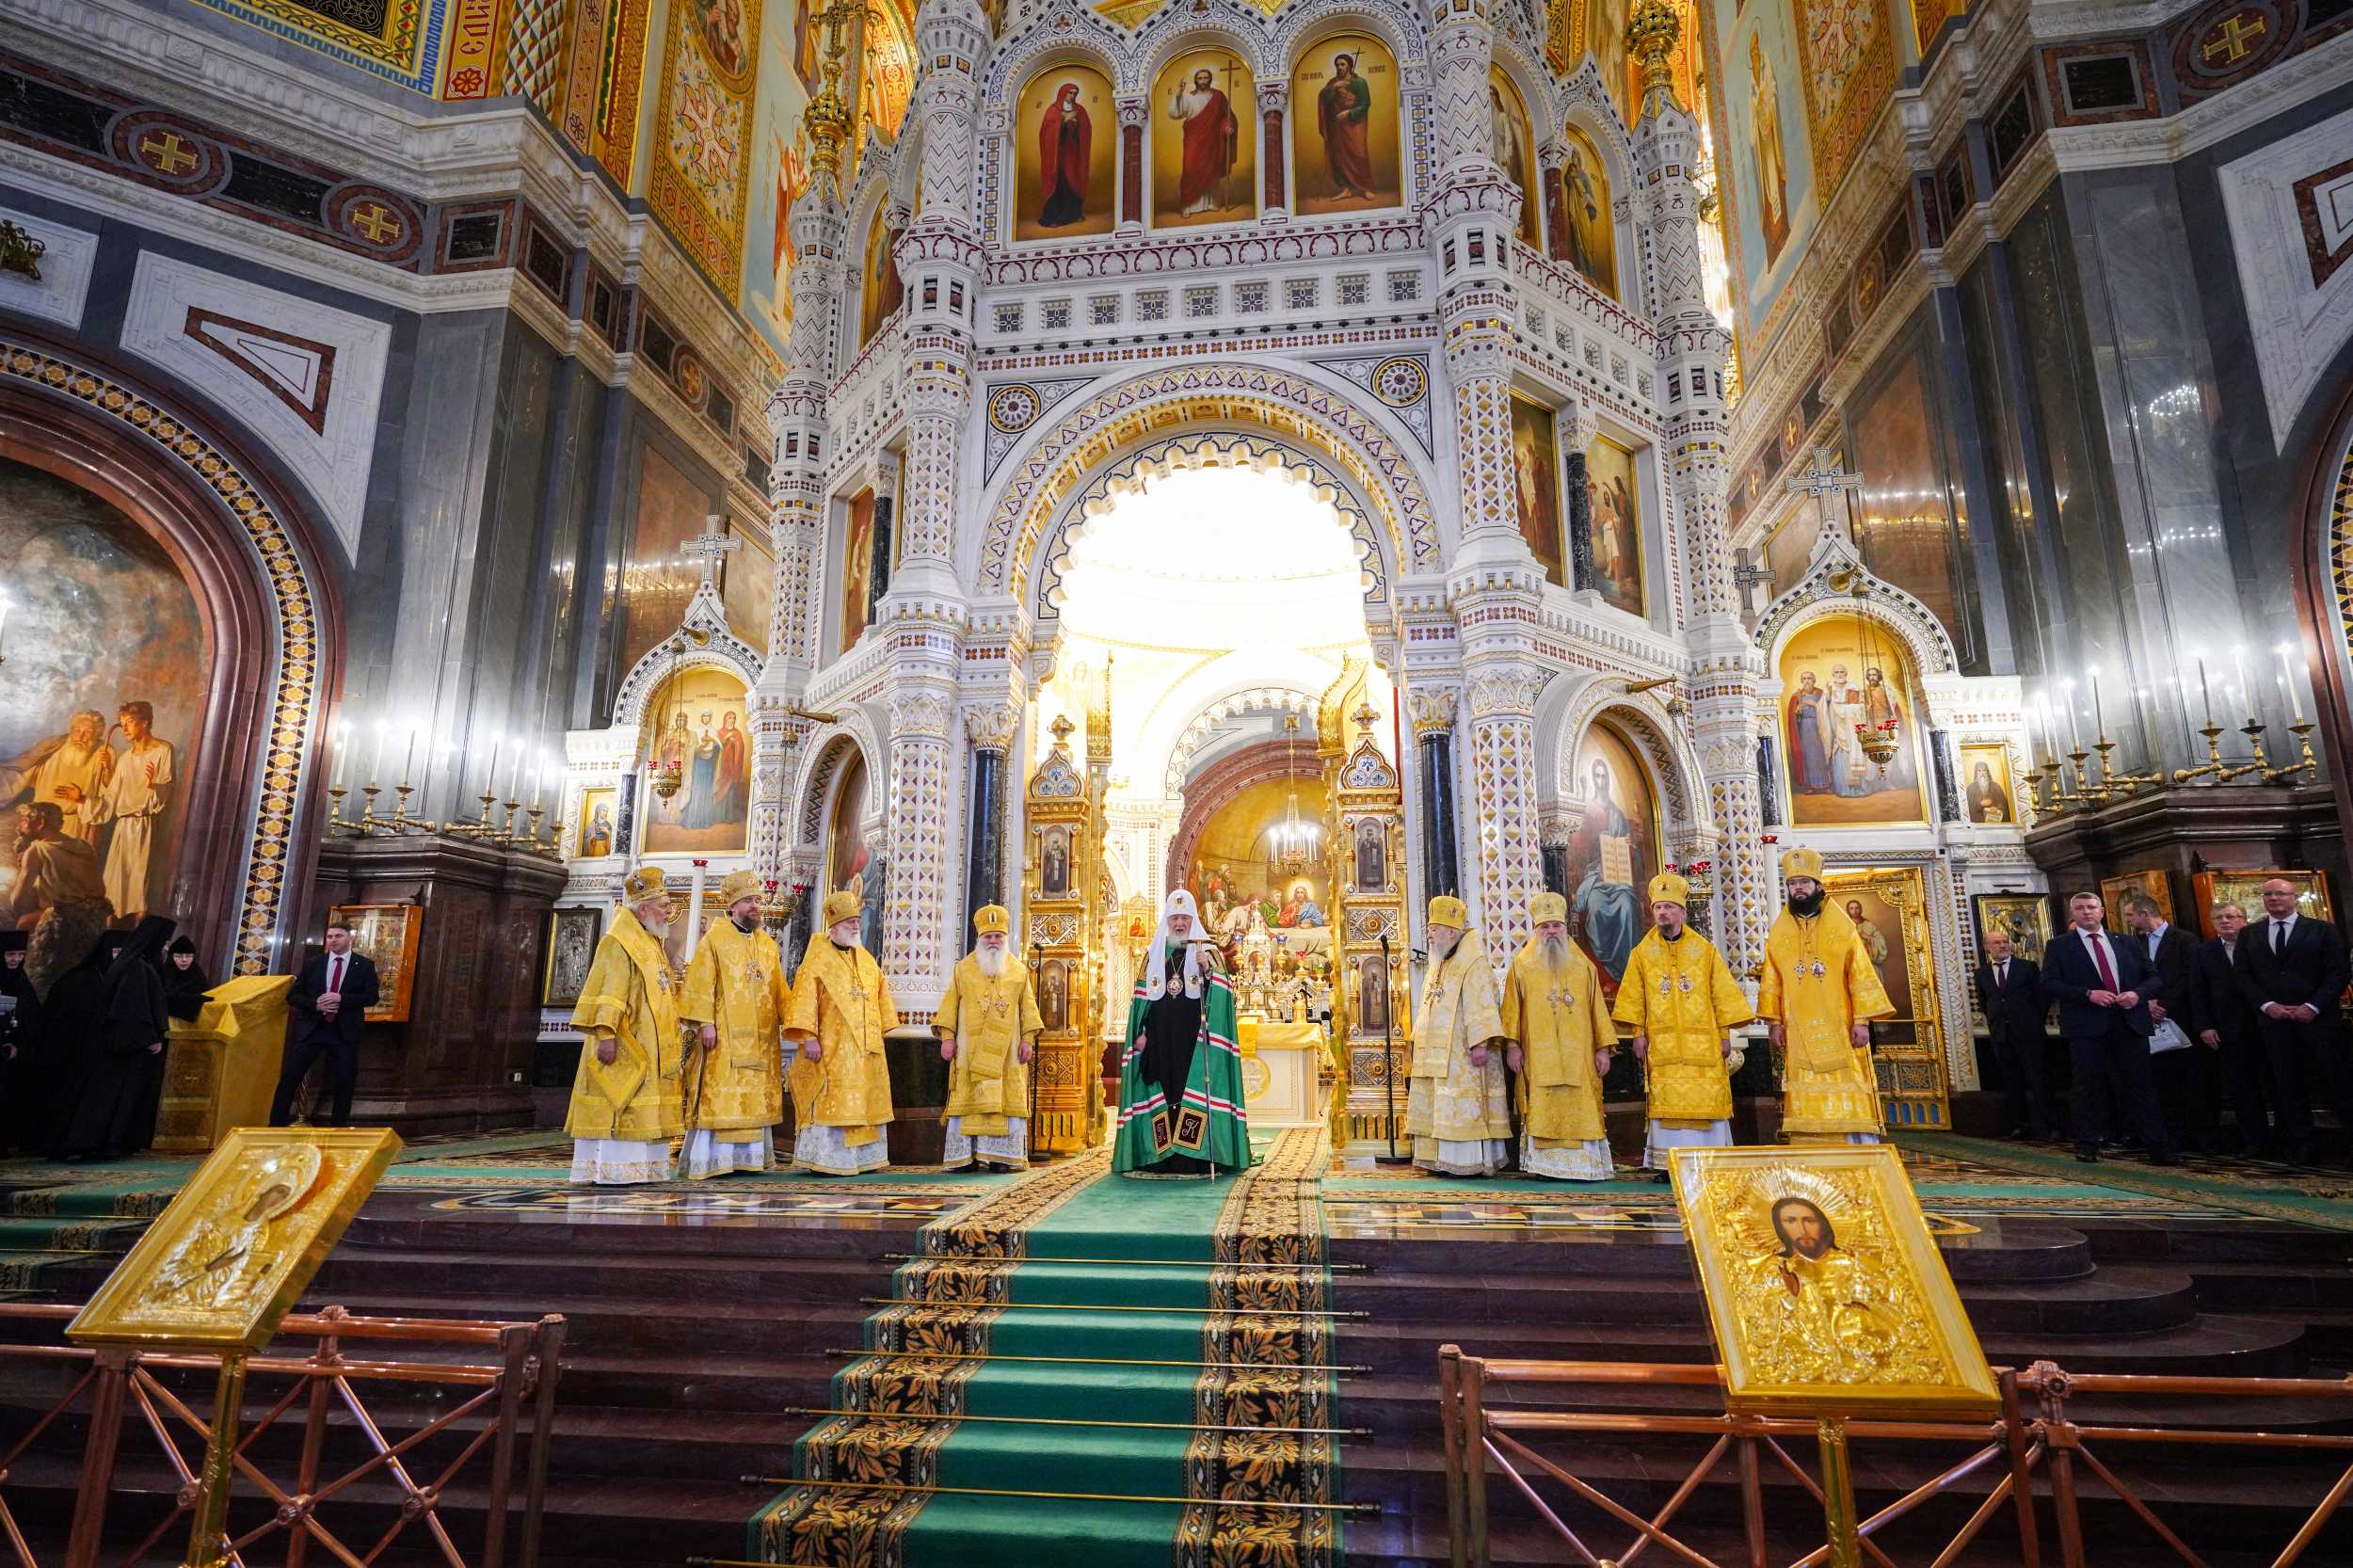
[0,347,336,975]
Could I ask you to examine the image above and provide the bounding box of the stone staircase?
[0,1189,2349,1566]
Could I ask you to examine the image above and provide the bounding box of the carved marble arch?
[977,360,1445,600]
[790,727,881,852]
[1755,560,1961,683]
[1547,682,1707,845]
[0,341,337,979]
[1269,1,1425,72]
[610,620,765,736]
[1161,685,1326,797]
[1029,431,1391,627]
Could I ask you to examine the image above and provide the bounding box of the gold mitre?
[1781,846,1824,880]
[1529,891,1568,925]
[823,888,863,927]
[1648,872,1690,907]
[718,869,762,906]
[973,904,1010,936]
[622,866,670,905]
[1429,894,1468,929]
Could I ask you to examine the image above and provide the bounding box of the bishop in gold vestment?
[782,888,897,1174]
[1405,895,1512,1176]
[1758,847,1895,1143]
[936,904,1041,1171]
[566,867,688,1185]
[1612,872,1753,1175]
[679,870,791,1177]
[1502,892,1620,1180]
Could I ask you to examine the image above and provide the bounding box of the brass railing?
[0,1303,566,1568]
[1438,1347,2353,1568]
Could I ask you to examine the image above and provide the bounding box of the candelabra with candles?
[2172,722,2268,785]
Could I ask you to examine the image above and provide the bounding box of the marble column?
[1411,687,1461,902]
[1117,97,1145,233]
[961,702,1017,943]
[1258,81,1289,222]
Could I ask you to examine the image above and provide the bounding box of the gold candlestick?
[2239,720,2270,776]
[473,791,499,836]
[328,785,350,831]
[2265,721,2318,785]
[501,799,522,841]
[390,781,434,834]
[358,782,383,835]
[2093,736,2162,792]
[527,805,547,845]
[2173,725,2229,783]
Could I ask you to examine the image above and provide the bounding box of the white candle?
[372,719,391,784]
[402,722,420,783]
[508,740,524,800]
[2087,664,2105,741]
[2195,658,2212,727]
[2233,645,2249,718]
[331,718,351,790]
[485,736,501,800]
[2278,643,2306,722]
[2060,680,2081,752]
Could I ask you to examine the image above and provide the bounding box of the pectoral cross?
[1545,984,1577,1010]
[1427,981,1446,1007]
[742,959,763,985]
[983,988,1010,1020]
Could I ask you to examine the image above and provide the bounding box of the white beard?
[639,919,671,938]
[1540,934,1571,969]
[831,926,864,950]
[976,945,1008,978]
[1430,929,1459,960]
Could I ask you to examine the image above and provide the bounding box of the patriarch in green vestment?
[1112,888,1252,1176]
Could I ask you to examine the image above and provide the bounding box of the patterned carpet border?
[1896,1133,2353,1233]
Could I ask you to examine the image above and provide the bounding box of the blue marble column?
[962,743,1006,950]
[1417,730,1460,900]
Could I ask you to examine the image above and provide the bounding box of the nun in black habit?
[162,935,212,1022]
[49,916,175,1160]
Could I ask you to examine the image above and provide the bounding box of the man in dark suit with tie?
[269,920,382,1128]
[2124,893,2214,1154]
[1975,927,2056,1139]
[2238,876,2353,1165]
[2041,890,2178,1165]
[2190,901,2275,1157]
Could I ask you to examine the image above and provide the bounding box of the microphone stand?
[1377,933,1410,1164]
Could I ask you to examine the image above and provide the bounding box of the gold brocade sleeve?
[1018,968,1044,1038]
[680,934,720,1026]
[1755,924,1786,1023]
[782,936,825,1041]
[1708,938,1754,1030]
[875,962,901,1035]
[1499,955,1525,1042]
[1611,943,1651,1029]
[1847,935,1896,1022]
[933,969,963,1038]
[569,936,641,1040]
[1459,941,1507,1048]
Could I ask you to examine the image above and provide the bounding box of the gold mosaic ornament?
[1668,1144,1996,1416]
[68,1128,403,1351]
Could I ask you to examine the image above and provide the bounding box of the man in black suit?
[2124,893,2215,1154]
[268,920,381,1128]
[2041,890,2178,1165]
[2238,876,2353,1164]
[2190,901,2275,1157]
[1976,927,2056,1139]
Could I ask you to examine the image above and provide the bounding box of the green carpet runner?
[750,1128,1342,1567]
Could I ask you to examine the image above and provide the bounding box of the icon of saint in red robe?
[1037,82,1091,228]
[1167,68,1238,216]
